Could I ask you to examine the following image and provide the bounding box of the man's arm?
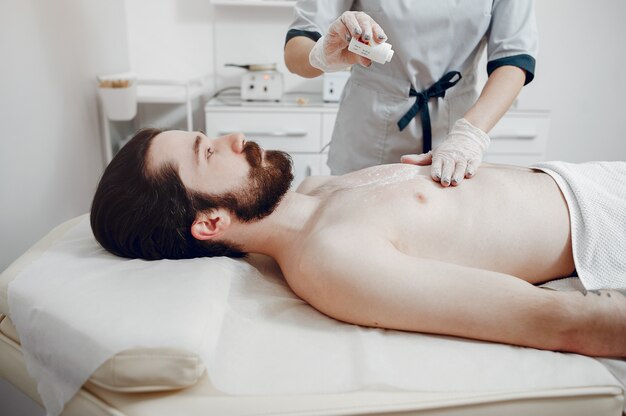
[296,232,626,357]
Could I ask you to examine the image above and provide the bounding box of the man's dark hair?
[90,128,245,260]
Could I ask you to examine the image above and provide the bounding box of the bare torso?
[281,163,574,284]
[264,163,626,358]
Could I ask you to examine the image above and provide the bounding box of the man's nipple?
[415,192,427,203]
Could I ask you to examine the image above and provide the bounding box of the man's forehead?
[155,130,193,142]
[147,130,192,172]
[154,130,201,154]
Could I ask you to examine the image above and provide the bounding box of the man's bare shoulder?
[295,226,390,283]
[295,175,335,195]
[287,226,379,304]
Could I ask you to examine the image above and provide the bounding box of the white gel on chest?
[347,165,421,188]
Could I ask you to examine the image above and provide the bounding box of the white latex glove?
[400,118,490,187]
[309,11,387,73]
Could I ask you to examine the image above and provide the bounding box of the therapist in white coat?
[284,1,537,186]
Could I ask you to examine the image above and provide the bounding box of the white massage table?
[1,216,624,416]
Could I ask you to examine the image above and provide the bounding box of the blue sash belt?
[397,71,462,153]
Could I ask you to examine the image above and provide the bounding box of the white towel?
[532,161,626,290]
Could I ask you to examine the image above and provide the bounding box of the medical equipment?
[348,37,394,64]
[226,63,284,102]
[323,71,350,102]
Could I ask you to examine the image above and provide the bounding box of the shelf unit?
[98,74,212,164]
[135,75,212,129]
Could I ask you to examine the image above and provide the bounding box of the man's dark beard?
[191,141,294,222]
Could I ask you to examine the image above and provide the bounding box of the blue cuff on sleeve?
[285,29,321,46]
[487,54,536,85]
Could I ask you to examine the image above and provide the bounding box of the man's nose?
[225,132,245,154]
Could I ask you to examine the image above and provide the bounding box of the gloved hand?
[400,118,490,187]
[309,11,387,72]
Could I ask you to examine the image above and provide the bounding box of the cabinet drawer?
[290,153,330,189]
[321,113,337,148]
[488,114,550,155]
[205,111,322,152]
[483,153,544,167]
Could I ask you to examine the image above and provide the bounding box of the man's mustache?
[243,140,263,168]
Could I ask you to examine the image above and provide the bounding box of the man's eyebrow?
[193,135,201,166]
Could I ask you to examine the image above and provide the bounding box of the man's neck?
[224,191,322,260]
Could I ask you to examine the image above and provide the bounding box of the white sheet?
[8,217,624,416]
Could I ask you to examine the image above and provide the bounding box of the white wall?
[0,0,129,408]
[123,0,316,130]
[210,3,319,93]
[123,0,216,131]
[518,0,626,161]
[0,1,130,271]
[125,0,213,81]
[125,0,316,91]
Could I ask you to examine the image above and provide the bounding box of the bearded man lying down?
[91,128,626,357]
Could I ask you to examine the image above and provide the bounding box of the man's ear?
[191,209,232,241]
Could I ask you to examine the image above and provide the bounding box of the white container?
[98,82,137,121]
[323,71,351,102]
[348,37,394,65]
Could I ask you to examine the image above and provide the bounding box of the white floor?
[0,379,44,416]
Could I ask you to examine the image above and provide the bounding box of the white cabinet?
[484,109,551,166]
[321,113,336,151]
[205,96,550,188]
[290,154,330,186]
[207,111,322,152]
[205,94,337,188]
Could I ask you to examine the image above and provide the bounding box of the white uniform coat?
[287,0,538,174]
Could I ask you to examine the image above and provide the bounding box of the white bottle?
[348,37,394,65]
